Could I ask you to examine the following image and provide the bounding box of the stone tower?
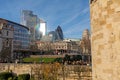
[82,29,90,40]
[90,0,120,80]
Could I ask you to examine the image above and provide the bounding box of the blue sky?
[0,0,90,39]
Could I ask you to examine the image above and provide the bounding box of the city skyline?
[0,0,90,38]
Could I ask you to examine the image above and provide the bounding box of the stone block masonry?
[90,0,120,80]
[0,63,92,80]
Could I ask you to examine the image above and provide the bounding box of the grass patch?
[23,57,56,63]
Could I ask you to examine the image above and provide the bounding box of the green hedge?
[18,74,30,80]
[0,72,32,80]
[13,76,18,80]
[54,58,63,63]
[0,72,13,80]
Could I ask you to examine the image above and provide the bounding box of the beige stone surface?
[90,0,120,80]
[0,64,92,80]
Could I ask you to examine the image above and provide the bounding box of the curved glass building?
[0,18,30,50]
[55,26,64,40]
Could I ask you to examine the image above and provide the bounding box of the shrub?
[0,72,13,80]
[8,77,13,80]
[18,74,30,80]
[13,76,18,80]
[30,77,35,80]
[54,58,63,63]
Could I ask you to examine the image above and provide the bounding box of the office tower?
[39,19,47,36]
[55,26,64,40]
[48,31,57,41]
[21,10,41,42]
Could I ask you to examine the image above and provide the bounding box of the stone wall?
[90,0,120,80]
[0,63,33,75]
[0,63,92,80]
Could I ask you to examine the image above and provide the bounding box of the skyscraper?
[48,31,57,41]
[39,19,47,36]
[55,26,64,40]
[21,10,41,42]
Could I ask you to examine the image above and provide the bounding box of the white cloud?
[62,7,89,26]
[63,18,90,38]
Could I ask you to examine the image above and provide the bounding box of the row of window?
[13,41,29,48]
[13,45,29,49]
[14,29,28,33]
[8,22,30,49]
[14,37,29,41]
[14,33,29,38]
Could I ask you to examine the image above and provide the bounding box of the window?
[7,31,9,36]
[5,39,9,47]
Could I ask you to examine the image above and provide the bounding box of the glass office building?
[21,10,41,42]
[39,19,47,36]
[3,19,30,50]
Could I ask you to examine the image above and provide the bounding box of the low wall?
[0,63,34,75]
[0,63,92,80]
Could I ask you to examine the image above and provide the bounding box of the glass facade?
[8,21,30,50]
[40,19,47,36]
[55,26,64,40]
[21,10,41,42]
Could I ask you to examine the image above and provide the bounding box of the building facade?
[80,29,91,54]
[48,31,57,41]
[90,0,120,80]
[36,40,81,55]
[53,41,71,54]
[0,18,30,60]
[0,19,14,62]
[55,26,64,40]
[8,20,30,50]
[41,26,64,42]
[82,29,90,40]
[21,10,41,42]
[39,19,47,36]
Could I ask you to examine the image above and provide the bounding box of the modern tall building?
[40,25,64,42]
[39,19,47,36]
[48,31,57,41]
[21,10,41,42]
[55,26,64,40]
